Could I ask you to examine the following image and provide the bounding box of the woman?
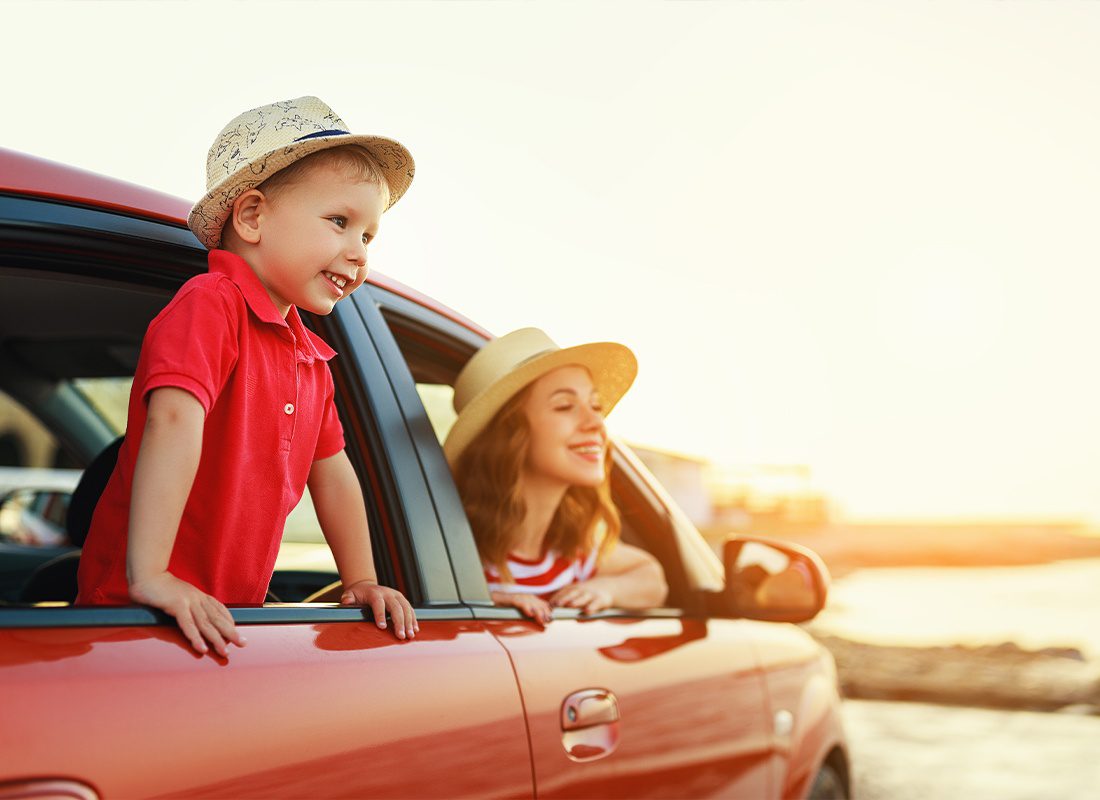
[444,328,668,623]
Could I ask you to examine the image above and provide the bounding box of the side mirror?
[721,536,830,623]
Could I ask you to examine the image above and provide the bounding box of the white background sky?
[5,0,1100,521]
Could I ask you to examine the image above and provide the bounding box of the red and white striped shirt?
[485,544,600,597]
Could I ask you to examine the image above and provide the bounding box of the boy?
[76,96,418,656]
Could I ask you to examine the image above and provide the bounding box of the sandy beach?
[844,699,1100,800]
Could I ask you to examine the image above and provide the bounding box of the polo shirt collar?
[287,305,337,364]
[207,249,337,363]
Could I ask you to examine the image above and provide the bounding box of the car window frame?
[367,284,706,620]
[0,195,468,629]
[354,286,492,606]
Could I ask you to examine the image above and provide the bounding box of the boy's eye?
[329,216,347,228]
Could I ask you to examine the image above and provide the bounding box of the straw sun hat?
[443,328,638,466]
[187,96,414,249]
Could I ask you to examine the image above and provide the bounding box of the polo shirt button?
[284,403,295,415]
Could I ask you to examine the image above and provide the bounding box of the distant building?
[625,445,832,533]
[706,463,830,529]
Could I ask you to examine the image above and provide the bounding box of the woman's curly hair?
[453,384,620,582]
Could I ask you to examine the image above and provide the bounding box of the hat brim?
[187,133,414,249]
[443,341,637,467]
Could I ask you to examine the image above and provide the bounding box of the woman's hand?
[492,591,553,625]
[129,571,245,657]
[341,580,418,640]
[550,581,614,615]
[580,543,669,609]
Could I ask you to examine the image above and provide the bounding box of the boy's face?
[251,162,386,317]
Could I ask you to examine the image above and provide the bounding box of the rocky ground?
[811,633,1100,714]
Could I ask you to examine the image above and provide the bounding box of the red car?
[0,148,849,800]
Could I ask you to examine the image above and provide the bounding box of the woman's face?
[522,365,607,489]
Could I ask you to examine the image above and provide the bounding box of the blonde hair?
[453,385,621,582]
[259,144,389,203]
[221,144,389,250]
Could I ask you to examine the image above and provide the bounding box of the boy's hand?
[340,580,418,640]
[491,591,553,625]
[550,581,614,616]
[129,572,245,657]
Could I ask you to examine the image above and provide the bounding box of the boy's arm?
[126,387,245,657]
[307,450,418,640]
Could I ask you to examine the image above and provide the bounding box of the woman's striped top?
[485,545,600,597]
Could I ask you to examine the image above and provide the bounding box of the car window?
[0,388,83,552]
[377,302,694,611]
[0,386,84,601]
[0,266,407,606]
[275,489,338,580]
[415,383,457,444]
[71,378,131,436]
[0,388,66,469]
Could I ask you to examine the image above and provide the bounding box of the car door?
[479,612,773,798]
[0,197,534,799]
[366,288,775,799]
[1,610,532,799]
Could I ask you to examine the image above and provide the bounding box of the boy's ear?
[229,189,265,244]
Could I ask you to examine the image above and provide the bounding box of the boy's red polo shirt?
[76,250,345,605]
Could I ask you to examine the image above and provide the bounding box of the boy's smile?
[249,162,387,318]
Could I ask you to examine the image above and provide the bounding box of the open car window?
[71,378,130,436]
[415,383,457,445]
[0,262,410,607]
[375,295,705,613]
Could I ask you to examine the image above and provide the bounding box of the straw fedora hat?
[443,328,638,466]
[187,96,414,249]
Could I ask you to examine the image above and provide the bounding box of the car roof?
[0,147,490,339]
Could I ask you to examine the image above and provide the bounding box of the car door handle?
[562,689,620,731]
[561,689,621,762]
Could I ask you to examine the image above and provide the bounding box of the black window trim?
[355,287,492,606]
[316,299,462,606]
[0,193,205,287]
[0,604,473,629]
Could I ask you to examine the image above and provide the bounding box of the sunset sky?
[5,1,1100,522]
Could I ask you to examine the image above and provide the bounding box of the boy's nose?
[346,240,368,267]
